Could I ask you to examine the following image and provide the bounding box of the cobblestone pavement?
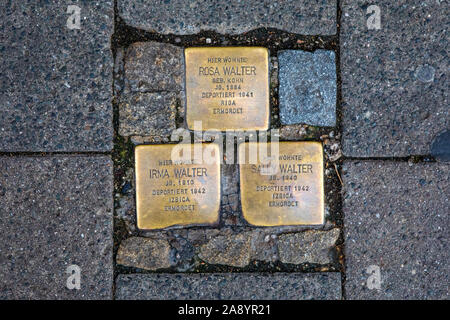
[0,1,448,300]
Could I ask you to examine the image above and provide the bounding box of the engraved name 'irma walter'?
[149,167,208,179]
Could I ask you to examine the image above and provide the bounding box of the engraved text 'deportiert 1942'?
[135,144,221,230]
[239,142,324,226]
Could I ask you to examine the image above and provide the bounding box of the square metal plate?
[239,142,324,226]
[185,47,269,131]
[135,144,221,230]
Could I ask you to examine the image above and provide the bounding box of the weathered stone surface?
[116,273,342,300]
[118,0,337,36]
[279,50,336,126]
[341,1,449,157]
[249,231,278,263]
[119,92,177,137]
[117,237,173,270]
[198,231,251,267]
[119,42,184,139]
[124,42,184,93]
[431,130,450,162]
[343,161,449,299]
[0,1,113,152]
[0,156,113,299]
[278,229,340,265]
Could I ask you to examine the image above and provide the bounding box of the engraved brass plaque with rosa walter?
[135,144,221,230]
[185,47,269,131]
[239,142,324,226]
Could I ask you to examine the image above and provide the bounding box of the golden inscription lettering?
[239,142,324,226]
[135,144,220,229]
[185,47,269,131]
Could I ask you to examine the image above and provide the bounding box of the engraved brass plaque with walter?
[185,47,269,131]
[135,144,221,230]
[239,142,324,226]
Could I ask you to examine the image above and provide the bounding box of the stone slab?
[279,50,336,127]
[115,273,342,300]
[343,161,449,299]
[341,1,449,157]
[0,1,114,152]
[0,156,113,299]
[118,0,337,35]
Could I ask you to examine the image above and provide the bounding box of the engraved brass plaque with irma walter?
[185,47,269,131]
[135,144,221,230]
[239,142,324,226]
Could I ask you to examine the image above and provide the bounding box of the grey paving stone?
[116,273,342,300]
[118,0,337,35]
[0,1,114,152]
[0,156,113,299]
[279,50,336,126]
[341,1,449,157]
[343,161,449,299]
[119,92,177,137]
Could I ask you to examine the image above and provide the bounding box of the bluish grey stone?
[343,161,449,300]
[0,1,114,152]
[341,0,449,157]
[0,156,114,299]
[278,50,336,127]
[118,0,337,35]
[415,65,436,83]
[431,130,450,162]
[116,273,342,300]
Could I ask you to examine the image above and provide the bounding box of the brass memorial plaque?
[135,144,220,230]
[239,142,324,226]
[185,47,269,131]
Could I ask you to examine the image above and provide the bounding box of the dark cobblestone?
[124,42,184,93]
